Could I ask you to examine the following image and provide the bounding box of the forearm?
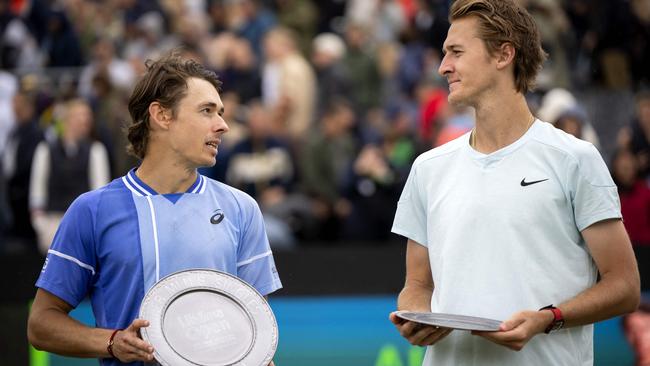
[28,307,113,358]
[558,272,639,328]
[558,219,642,328]
[397,283,433,312]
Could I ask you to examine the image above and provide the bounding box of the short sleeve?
[35,194,97,308]
[391,162,428,246]
[236,194,282,296]
[569,144,621,231]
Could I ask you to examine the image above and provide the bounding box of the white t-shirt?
[392,120,621,366]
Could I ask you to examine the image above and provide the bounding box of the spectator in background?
[117,0,167,30]
[90,71,137,178]
[1,12,41,71]
[300,98,356,241]
[344,143,402,242]
[236,0,277,58]
[375,41,403,107]
[565,0,599,88]
[433,103,474,147]
[345,0,407,44]
[415,79,448,148]
[521,0,572,89]
[262,26,316,142]
[537,87,601,149]
[342,21,382,115]
[226,100,295,202]
[591,0,635,90]
[78,38,136,100]
[41,9,84,68]
[620,90,650,179]
[612,149,650,247]
[628,0,650,90]
[173,12,211,58]
[623,302,650,366]
[0,67,17,155]
[3,91,44,248]
[273,0,317,55]
[206,0,230,34]
[219,36,262,104]
[226,100,297,247]
[0,159,11,251]
[311,32,350,118]
[123,11,178,64]
[29,99,110,254]
[554,106,590,141]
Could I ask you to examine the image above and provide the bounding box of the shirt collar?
[121,168,206,197]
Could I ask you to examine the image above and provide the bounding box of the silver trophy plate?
[395,311,502,331]
[139,269,278,366]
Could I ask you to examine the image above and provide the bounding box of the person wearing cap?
[27,53,282,365]
[389,1,639,365]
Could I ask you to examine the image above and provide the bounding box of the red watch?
[540,305,564,333]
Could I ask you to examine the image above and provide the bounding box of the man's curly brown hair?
[126,52,222,160]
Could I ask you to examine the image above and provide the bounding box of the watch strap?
[539,304,564,334]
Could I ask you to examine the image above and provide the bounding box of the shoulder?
[530,121,603,164]
[203,176,260,209]
[68,178,124,210]
[411,132,468,170]
[531,121,613,186]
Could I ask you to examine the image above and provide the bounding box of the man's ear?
[495,42,516,70]
[148,102,172,130]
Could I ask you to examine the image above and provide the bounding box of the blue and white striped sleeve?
[235,193,282,296]
[35,193,97,308]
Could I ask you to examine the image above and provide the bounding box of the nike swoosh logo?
[521,178,549,186]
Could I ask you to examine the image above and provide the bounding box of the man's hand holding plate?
[111,319,154,362]
[472,310,554,351]
[389,312,453,346]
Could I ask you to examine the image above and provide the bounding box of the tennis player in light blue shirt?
[28,53,282,365]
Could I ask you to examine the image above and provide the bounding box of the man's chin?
[447,95,468,107]
[198,157,217,169]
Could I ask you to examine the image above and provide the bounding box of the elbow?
[622,276,641,314]
[627,288,641,314]
[27,313,47,351]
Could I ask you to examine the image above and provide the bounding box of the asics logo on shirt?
[520,178,549,187]
[210,210,225,224]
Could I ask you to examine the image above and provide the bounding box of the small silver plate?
[395,311,502,331]
[140,269,278,366]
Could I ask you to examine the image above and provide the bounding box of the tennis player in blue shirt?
[27,53,282,365]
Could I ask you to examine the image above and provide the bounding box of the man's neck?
[136,155,198,195]
[471,90,534,154]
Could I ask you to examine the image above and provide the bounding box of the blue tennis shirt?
[36,169,282,365]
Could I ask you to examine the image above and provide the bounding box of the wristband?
[107,329,121,358]
[539,305,564,333]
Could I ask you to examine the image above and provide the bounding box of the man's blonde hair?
[450,0,547,94]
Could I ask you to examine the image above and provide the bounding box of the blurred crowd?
[0,0,649,254]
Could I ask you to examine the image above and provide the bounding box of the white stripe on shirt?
[145,196,161,282]
[48,249,96,275]
[237,250,272,267]
[122,176,144,196]
[127,172,152,196]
